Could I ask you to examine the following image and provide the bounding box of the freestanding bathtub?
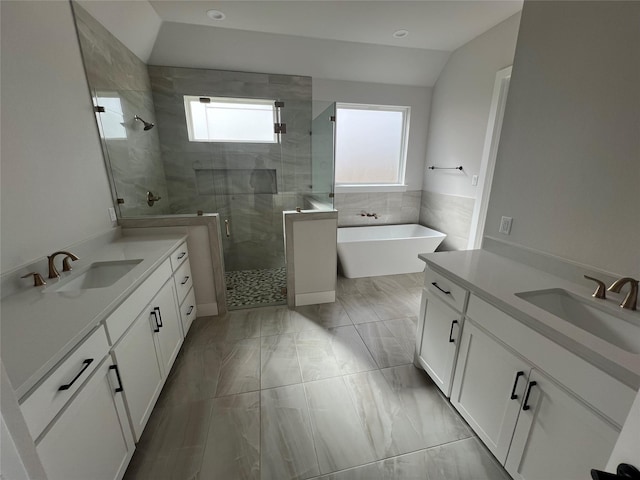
[337,224,446,278]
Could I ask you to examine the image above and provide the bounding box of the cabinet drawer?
[466,294,635,427]
[21,326,110,440]
[105,258,172,344]
[424,267,468,313]
[174,260,192,306]
[170,242,188,272]
[180,288,197,335]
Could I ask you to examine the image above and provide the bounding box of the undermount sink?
[51,259,143,292]
[516,288,640,354]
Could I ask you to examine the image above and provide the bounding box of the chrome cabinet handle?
[448,320,459,343]
[510,371,525,400]
[59,359,94,391]
[522,381,537,410]
[109,365,124,393]
[432,282,451,295]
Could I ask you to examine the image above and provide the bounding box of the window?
[335,103,410,188]
[184,96,277,143]
[94,95,127,140]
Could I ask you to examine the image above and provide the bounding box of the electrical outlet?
[108,207,117,222]
[471,175,479,186]
[499,216,513,235]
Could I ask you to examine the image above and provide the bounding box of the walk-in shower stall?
[73,3,335,310]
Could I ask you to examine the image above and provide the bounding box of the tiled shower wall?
[73,5,170,216]
[419,191,474,251]
[335,191,421,227]
[147,66,313,270]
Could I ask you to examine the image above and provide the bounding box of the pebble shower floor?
[224,267,287,309]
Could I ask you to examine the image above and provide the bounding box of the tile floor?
[124,273,510,480]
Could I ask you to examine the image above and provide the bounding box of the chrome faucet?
[48,251,79,279]
[607,277,638,311]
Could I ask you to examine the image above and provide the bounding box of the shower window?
[184,96,278,143]
[334,103,410,188]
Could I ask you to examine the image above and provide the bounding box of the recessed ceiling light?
[393,29,409,39]
[206,9,226,21]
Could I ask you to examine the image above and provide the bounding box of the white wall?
[314,79,432,191]
[422,12,522,198]
[485,1,640,276]
[149,22,450,87]
[0,1,115,273]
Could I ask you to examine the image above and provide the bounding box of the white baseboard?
[197,302,218,317]
[295,291,336,306]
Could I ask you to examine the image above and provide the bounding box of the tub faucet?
[360,211,378,219]
[48,251,79,279]
[607,277,638,310]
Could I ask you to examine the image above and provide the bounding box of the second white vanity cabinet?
[415,268,468,396]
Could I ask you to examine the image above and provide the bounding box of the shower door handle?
[225,219,230,238]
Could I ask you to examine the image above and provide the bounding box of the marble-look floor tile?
[381,365,472,449]
[370,292,418,321]
[370,275,417,293]
[124,446,203,480]
[215,338,261,397]
[292,302,352,330]
[312,449,428,480]
[135,399,213,456]
[355,322,413,368]
[200,392,260,480]
[304,376,377,473]
[156,345,221,407]
[260,306,302,336]
[383,317,418,358]
[261,334,302,389]
[183,314,260,350]
[343,370,423,459]
[261,384,320,480]
[423,437,510,480]
[295,326,377,382]
[339,294,382,324]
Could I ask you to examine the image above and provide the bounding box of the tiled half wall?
[419,191,475,251]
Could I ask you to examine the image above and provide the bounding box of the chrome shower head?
[134,115,155,131]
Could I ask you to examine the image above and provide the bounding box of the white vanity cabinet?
[36,359,134,480]
[111,277,182,441]
[415,268,468,396]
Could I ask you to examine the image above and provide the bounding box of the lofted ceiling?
[149,1,523,52]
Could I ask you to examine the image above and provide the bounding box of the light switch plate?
[499,216,513,235]
[108,207,117,222]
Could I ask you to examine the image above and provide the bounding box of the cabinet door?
[37,360,134,480]
[450,320,531,464]
[505,369,619,480]
[112,308,164,441]
[416,291,462,396]
[151,279,183,376]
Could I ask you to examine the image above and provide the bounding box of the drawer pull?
[432,282,451,295]
[510,371,525,400]
[151,311,160,332]
[58,359,94,391]
[154,306,163,327]
[109,365,124,393]
[186,305,194,316]
[448,320,459,343]
[522,381,537,410]
[177,252,186,260]
[181,276,190,285]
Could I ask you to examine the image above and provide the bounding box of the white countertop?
[1,233,186,399]
[419,249,640,389]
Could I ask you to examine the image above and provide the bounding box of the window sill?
[334,184,408,194]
